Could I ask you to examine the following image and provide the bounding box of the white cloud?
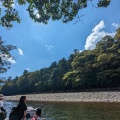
[0,54,16,64]
[79,50,82,53]
[26,68,30,71]
[112,23,120,28]
[45,45,54,50]
[84,20,115,50]
[18,48,23,55]
[7,57,16,64]
[93,20,105,32]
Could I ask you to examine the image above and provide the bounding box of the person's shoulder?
[37,116,41,120]
[19,102,26,107]
[19,102,25,105]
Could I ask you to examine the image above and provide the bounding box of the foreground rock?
[5,92,120,102]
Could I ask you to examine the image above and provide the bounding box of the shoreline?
[4,92,120,103]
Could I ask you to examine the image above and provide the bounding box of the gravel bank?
[4,92,120,102]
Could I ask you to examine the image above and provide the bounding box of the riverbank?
[4,92,120,102]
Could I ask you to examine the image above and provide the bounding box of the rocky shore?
[4,92,120,102]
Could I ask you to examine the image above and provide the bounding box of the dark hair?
[19,96,26,103]
[36,109,42,117]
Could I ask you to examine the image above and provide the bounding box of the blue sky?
[0,0,120,78]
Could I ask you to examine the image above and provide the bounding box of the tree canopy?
[0,0,111,75]
[0,37,16,73]
[1,27,120,95]
[0,0,111,28]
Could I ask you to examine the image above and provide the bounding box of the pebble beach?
[4,92,120,102]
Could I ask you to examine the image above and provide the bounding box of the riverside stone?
[4,92,120,102]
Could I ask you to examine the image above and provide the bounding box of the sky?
[0,0,120,79]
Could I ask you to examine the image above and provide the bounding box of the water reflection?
[4,101,120,120]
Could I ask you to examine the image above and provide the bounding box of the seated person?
[0,94,6,120]
[31,108,41,120]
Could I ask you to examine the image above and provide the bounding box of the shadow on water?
[4,101,120,120]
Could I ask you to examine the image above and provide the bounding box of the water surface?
[4,101,120,120]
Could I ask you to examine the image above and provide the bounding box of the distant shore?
[4,92,120,103]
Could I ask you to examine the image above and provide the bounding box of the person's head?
[0,94,4,101]
[19,96,27,103]
[36,108,42,117]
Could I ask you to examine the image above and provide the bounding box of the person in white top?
[0,94,6,119]
[0,94,7,120]
[0,94,4,111]
[0,100,3,108]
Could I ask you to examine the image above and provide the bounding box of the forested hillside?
[1,28,120,95]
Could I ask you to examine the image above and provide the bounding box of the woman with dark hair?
[9,96,27,120]
[18,96,27,120]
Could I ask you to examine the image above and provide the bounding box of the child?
[31,108,41,120]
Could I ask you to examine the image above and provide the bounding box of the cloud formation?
[84,20,115,50]
[26,68,30,71]
[112,23,120,29]
[0,54,16,64]
[7,57,16,64]
[18,48,23,55]
[45,45,54,50]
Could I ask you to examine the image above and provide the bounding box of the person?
[9,96,27,120]
[0,94,6,120]
[31,108,41,120]
[18,96,27,120]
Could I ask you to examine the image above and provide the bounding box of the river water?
[4,101,120,120]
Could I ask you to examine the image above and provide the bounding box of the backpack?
[0,107,7,119]
[9,107,19,120]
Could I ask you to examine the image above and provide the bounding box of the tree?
[0,36,16,73]
[63,28,120,90]
[23,70,29,75]
[0,0,21,29]
[0,0,111,28]
[0,78,4,83]
[0,0,112,74]
[1,28,120,95]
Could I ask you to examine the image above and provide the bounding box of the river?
[4,101,120,120]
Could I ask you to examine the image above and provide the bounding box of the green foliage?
[20,0,111,24]
[0,0,21,29]
[115,28,120,41]
[97,0,111,7]
[0,36,16,73]
[0,0,114,94]
[0,78,4,83]
[0,0,111,28]
[1,28,120,95]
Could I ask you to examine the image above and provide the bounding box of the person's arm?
[0,101,6,113]
[23,103,27,120]
[1,106,6,113]
[23,111,27,120]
